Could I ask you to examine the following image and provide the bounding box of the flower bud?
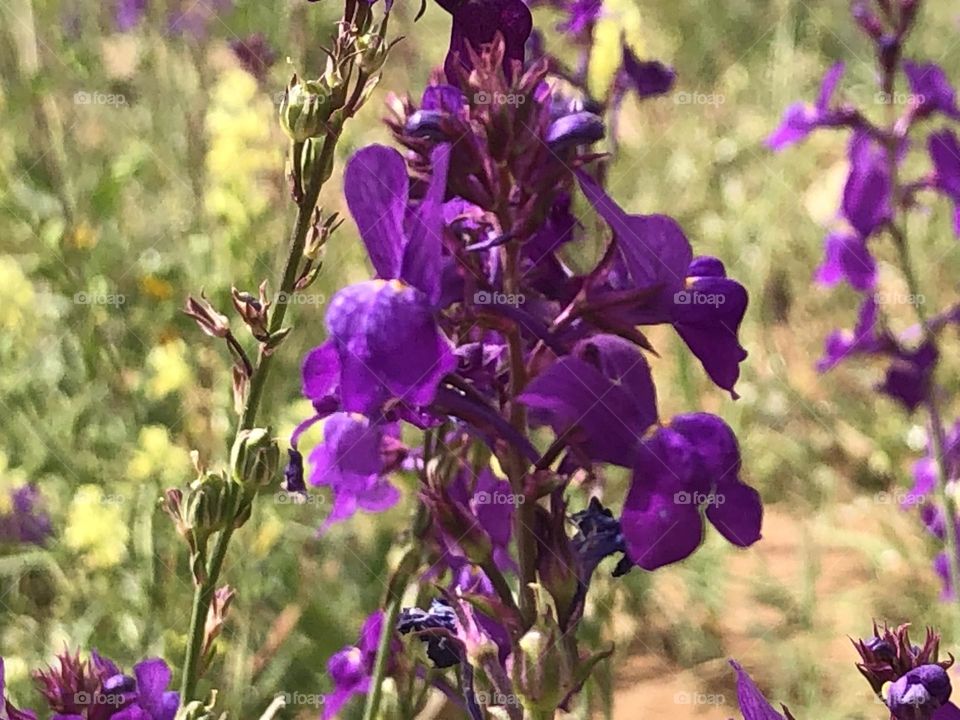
[545,111,605,152]
[231,283,270,341]
[184,294,229,338]
[189,473,246,533]
[280,75,333,142]
[356,30,390,74]
[174,691,223,720]
[425,488,493,565]
[230,428,280,493]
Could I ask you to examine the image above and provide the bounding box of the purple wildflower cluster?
[283,2,758,715]
[733,623,960,720]
[770,0,960,601]
[0,652,178,720]
[0,485,51,547]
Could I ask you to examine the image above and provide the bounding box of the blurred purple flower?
[929,129,960,236]
[767,62,846,151]
[323,612,398,720]
[815,231,876,291]
[229,33,276,82]
[842,130,892,239]
[904,61,960,122]
[0,485,51,546]
[115,0,148,31]
[308,413,402,531]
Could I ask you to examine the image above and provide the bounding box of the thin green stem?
[179,132,336,702]
[361,595,403,720]
[180,525,235,701]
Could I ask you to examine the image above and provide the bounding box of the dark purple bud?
[397,599,461,668]
[405,110,451,141]
[283,448,306,494]
[888,665,952,720]
[545,111,605,152]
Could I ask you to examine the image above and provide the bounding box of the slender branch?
[361,595,403,720]
[179,130,337,702]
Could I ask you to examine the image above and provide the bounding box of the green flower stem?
[179,130,338,703]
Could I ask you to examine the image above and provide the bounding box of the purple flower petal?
[815,231,876,291]
[729,660,786,720]
[326,280,456,415]
[344,145,410,280]
[620,47,676,99]
[843,131,892,238]
[905,61,960,121]
[621,426,707,570]
[576,171,692,294]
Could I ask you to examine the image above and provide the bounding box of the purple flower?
[818,298,938,412]
[576,173,748,396]
[818,296,886,371]
[323,612,398,720]
[26,651,178,720]
[904,61,960,122]
[520,334,658,468]
[115,0,148,31]
[325,281,457,416]
[618,47,676,100]
[0,485,52,546]
[556,0,602,34]
[620,414,762,570]
[729,661,791,720]
[842,130,892,239]
[437,0,533,85]
[767,62,846,150]
[888,665,953,720]
[815,231,876,291]
[167,0,232,40]
[344,144,451,303]
[229,33,276,82]
[308,413,402,530]
[928,129,960,236]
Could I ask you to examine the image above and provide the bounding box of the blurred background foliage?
[1,0,959,718]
